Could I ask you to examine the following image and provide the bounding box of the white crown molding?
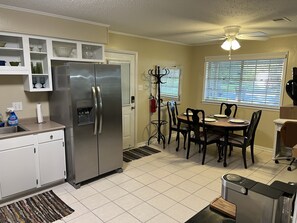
[0,4,109,27]
[109,30,190,46]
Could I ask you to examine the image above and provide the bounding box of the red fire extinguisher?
[149,94,157,113]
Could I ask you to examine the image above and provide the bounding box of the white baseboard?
[255,145,273,153]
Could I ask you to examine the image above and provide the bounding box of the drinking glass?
[32,76,37,88]
[40,76,46,88]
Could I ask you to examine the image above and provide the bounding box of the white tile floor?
[3,140,297,223]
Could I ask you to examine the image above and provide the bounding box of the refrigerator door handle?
[92,86,98,135]
[97,86,103,134]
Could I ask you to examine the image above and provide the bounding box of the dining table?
[176,113,250,167]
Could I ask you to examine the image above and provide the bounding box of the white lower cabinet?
[0,145,36,198]
[37,130,66,186]
[0,129,66,200]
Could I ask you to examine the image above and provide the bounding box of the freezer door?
[95,64,123,174]
[68,63,99,183]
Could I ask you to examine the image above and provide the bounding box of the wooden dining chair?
[222,110,262,169]
[218,103,238,155]
[167,101,188,150]
[220,103,238,118]
[186,108,221,164]
[280,121,297,171]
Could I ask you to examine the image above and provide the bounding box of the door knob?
[131,107,135,110]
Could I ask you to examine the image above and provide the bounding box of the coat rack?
[148,65,170,148]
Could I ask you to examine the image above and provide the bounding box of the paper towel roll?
[36,103,43,124]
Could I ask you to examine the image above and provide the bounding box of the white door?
[105,51,136,150]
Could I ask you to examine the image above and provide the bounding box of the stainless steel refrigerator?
[49,62,123,187]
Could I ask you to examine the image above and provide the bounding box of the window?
[160,68,181,101]
[203,52,287,109]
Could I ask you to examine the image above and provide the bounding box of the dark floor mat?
[123,146,161,162]
[140,146,161,153]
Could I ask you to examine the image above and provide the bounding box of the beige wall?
[0,7,108,43]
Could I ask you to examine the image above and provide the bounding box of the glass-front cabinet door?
[0,33,29,75]
[81,43,104,61]
[23,37,52,92]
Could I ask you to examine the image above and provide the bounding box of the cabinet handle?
[50,135,53,140]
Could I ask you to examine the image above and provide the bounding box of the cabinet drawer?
[37,130,64,143]
[0,135,35,152]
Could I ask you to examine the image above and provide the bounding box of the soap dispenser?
[7,107,18,126]
[0,112,4,127]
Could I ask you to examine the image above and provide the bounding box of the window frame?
[202,52,288,110]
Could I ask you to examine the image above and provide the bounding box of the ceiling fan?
[218,25,269,51]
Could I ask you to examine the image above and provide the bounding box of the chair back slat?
[220,103,238,117]
[167,101,178,126]
[186,108,206,142]
[246,110,262,144]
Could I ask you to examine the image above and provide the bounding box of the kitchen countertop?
[0,117,65,139]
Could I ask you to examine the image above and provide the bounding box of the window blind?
[203,53,287,108]
[160,68,181,100]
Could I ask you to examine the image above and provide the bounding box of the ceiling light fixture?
[221,37,241,51]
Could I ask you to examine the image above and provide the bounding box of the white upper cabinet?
[50,38,104,62]
[23,37,52,92]
[0,32,105,92]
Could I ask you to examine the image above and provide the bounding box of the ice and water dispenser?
[221,174,296,223]
[76,100,94,125]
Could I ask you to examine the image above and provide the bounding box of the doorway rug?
[123,146,161,162]
[0,190,74,223]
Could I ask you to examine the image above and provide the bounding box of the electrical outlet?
[12,102,23,111]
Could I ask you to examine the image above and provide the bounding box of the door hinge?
[36,179,38,185]
[62,142,65,147]
[34,148,36,153]
[64,171,66,178]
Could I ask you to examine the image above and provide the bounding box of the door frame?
[105,48,138,149]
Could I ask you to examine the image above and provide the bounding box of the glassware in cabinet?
[29,38,47,53]
[32,75,49,89]
[0,34,26,71]
[24,74,52,92]
[24,37,52,92]
[81,43,104,61]
[52,41,77,59]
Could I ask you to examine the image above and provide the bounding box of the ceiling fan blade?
[237,31,268,40]
[240,31,267,36]
[207,37,226,41]
[204,34,226,41]
[237,35,269,41]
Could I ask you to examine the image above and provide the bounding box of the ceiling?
[1,0,297,45]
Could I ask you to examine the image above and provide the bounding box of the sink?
[0,125,28,134]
